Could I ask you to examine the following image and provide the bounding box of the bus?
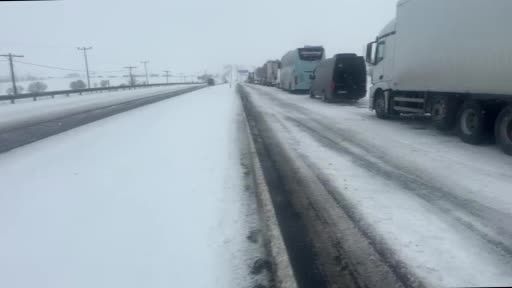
[280,46,325,93]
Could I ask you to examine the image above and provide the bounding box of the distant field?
[0,76,190,94]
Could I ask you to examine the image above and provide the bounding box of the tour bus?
[280,46,325,93]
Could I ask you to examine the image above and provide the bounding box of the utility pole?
[77,47,92,88]
[124,66,137,86]
[141,60,149,85]
[230,65,233,88]
[0,53,24,103]
[163,70,171,83]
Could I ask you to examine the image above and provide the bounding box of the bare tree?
[100,80,110,87]
[27,81,48,93]
[70,80,87,90]
[6,85,24,95]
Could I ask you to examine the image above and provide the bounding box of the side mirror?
[309,74,316,80]
[366,41,376,65]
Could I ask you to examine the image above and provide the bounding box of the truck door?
[372,36,394,84]
[372,40,388,84]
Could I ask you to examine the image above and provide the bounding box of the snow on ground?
[0,76,190,94]
[0,85,260,288]
[244,84,512,287]
[0,84,199,132]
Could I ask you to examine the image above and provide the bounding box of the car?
[309,53,367,102]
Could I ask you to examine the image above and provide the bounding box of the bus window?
[298,48,324,61]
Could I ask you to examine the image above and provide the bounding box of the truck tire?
[321,91,331,103]
[456,100,487,145]
[309,90,315,99]
[431,96,459,131]
[374,91,388,119]
[495,105,512,155]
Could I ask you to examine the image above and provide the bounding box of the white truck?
[366,0,512,155]
[263,60,280,87]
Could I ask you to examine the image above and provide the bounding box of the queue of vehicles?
[247,0,512,155]
[251,46,367,102]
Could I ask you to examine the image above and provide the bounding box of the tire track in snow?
[245,84,512,263]
[239,84,418,288]
[246,84,512,258]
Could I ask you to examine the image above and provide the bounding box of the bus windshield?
[298,48,324,61]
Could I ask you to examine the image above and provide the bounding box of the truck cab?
[366,20,397,112]
[365,0,512,155]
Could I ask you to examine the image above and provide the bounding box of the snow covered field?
[243,84,512,287]
[0,85,263,288]
[0,76,192,94]
[0,84,199,132]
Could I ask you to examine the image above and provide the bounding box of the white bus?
[280,46,325,93]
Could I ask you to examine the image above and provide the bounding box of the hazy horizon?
[1,0,397,78]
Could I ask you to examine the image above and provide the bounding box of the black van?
[309,54,367,102]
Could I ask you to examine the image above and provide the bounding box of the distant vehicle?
[247,72,255,84]
[255,66,266,85]
[310,54,366,102]
[207,78,215,86]
[280,46,325,93]
[263,60,280,86]
[366,0,512,155]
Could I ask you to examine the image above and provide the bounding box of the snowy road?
[0,85,204,153]
[240,84,512,287]
[0,85,267,288]
[0,84,200,133]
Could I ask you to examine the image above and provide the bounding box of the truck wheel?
[309,90,315,99]
[456,100,487,145]
[431,96,459,131]
[321,92,331,103]
[374,91,388,119]
[495,105,512,155]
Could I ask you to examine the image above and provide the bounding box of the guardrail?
[0,82,202,103]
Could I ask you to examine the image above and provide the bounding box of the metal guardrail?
[0,82,202,103]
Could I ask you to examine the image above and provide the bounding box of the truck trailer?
[366,0,512,155]
[263,60,280,86]
[254,66,266,85]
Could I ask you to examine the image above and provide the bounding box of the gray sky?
[0,0,397,77]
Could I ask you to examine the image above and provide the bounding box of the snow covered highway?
[2,81,512,288]
[0,84,204,153]
[240,84,512,287]
[0,84,270,288]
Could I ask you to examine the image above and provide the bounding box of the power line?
[13,60,83,72]
[12,60,125,74]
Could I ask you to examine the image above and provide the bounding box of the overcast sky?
[0,0,397,78]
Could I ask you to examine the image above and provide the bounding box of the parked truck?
[263,60,280,87]
[247,72,255,84]
[366,0,512,155]
[255,66,266,85]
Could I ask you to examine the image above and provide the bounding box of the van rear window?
[335,57,366,85]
